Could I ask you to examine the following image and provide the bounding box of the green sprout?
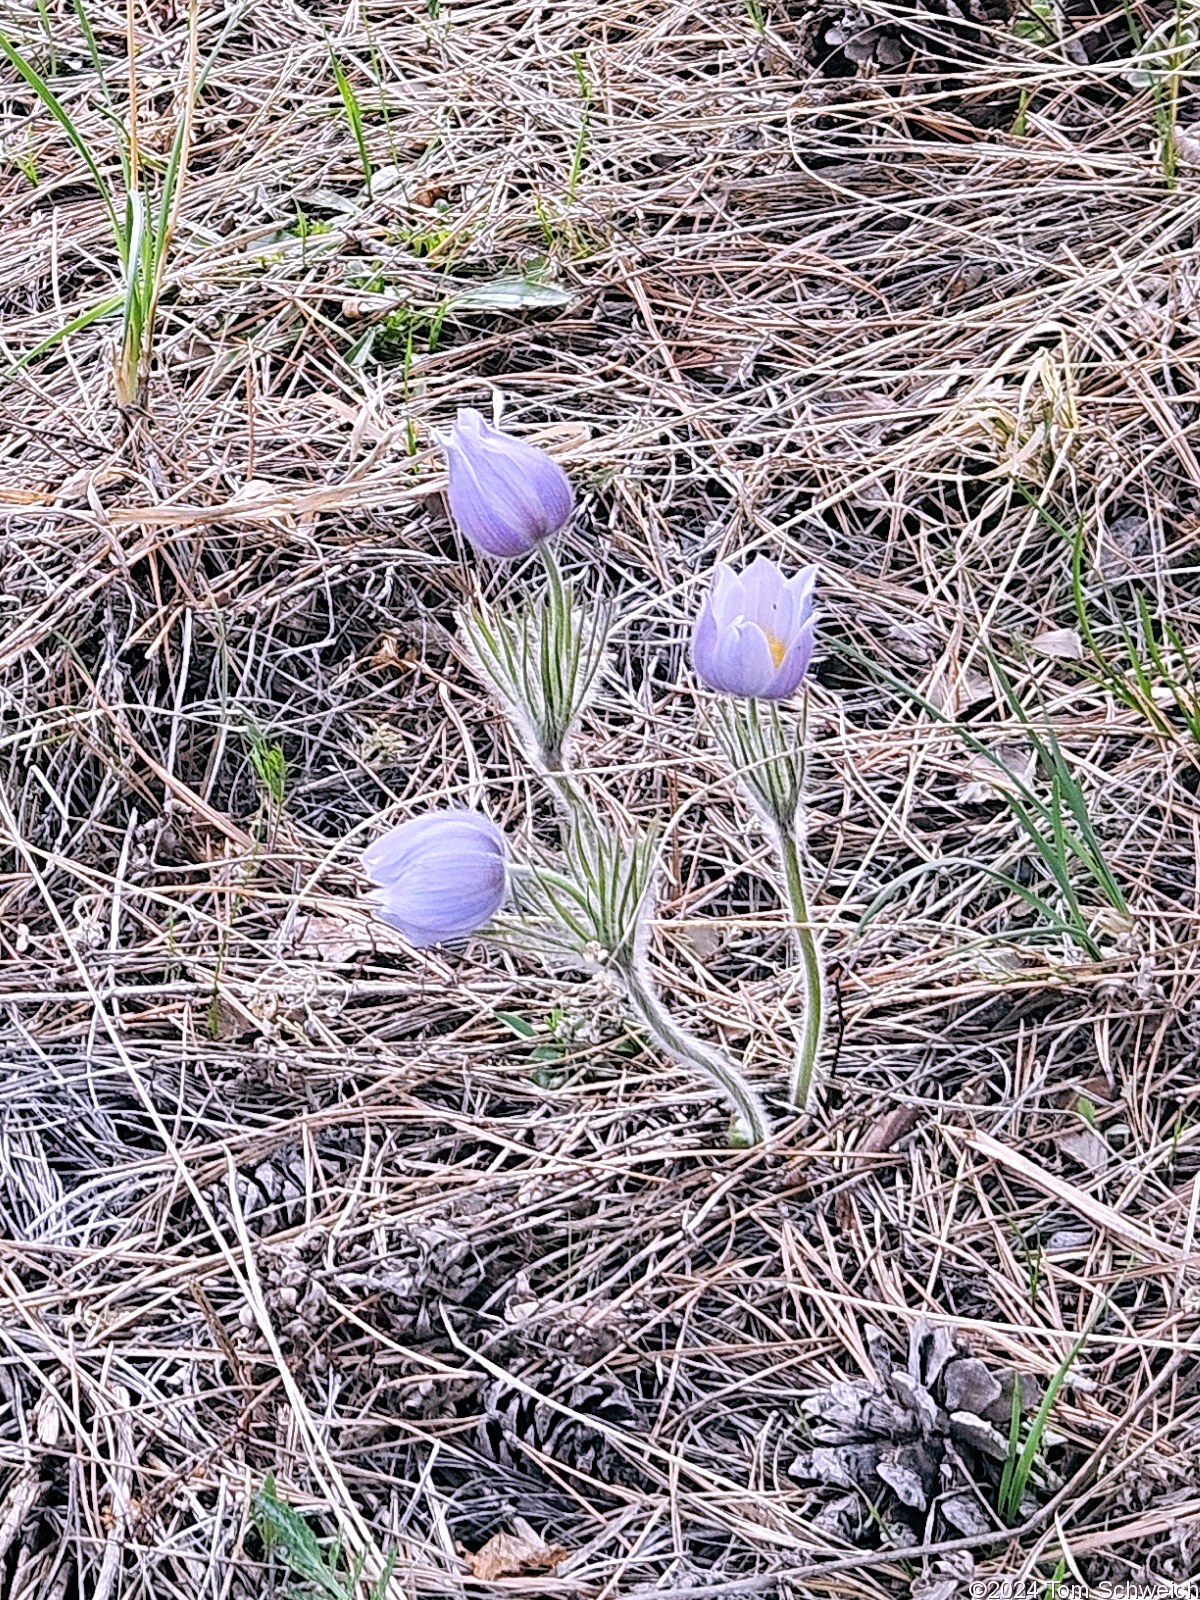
[246,725,287,809]
[997,1315,1094,1524]
[253,1473,397,1600]
[331,48,372,187]
[566,50,591,203]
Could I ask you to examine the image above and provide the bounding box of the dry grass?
[3,0,1200,1594]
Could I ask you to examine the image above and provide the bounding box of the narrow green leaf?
[448,277,574,312]
[251,1475,347,1597]
[0,29,121,243]
[2,292,123,383]
[331,50,372,186]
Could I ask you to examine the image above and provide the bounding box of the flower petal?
[708,564,745,629]
[478,430,574,535]
[442,410,574,558]
[738,554,784,615]
[740,555,801,646]
[445,438,538,557]
[786,564,819,618]
[711,620,777,696]
[764,618,816,698]
[378,844,506,944]
[691,594,722,684]
[363,812,503,886]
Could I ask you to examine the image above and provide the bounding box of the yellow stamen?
[765,632,786,670]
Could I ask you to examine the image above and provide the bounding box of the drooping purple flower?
[439,408,574,558]
[692,555,817,700]
[362,810,507,947]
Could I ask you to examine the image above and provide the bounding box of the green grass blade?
[837,638,1117,948]
[68,0,131,174]
[1140,596,1200,742]
[0,30,121,246]
[2,292,123,383]
[71,0,108,92]
[1022,480,1182,741]
[331,50,372,185]
[853,855,1100,955]
[985,646,1125,912]
[999,1316,1096,1524]
[997,1372,1022,1522]
[369,1550,399,1600]
[34,0,55,74]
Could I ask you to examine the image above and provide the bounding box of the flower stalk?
[619,960,771,1146]
[511,803,772,1143]
[777,825,826,1111]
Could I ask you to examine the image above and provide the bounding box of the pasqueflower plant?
[693,556,826,1111]
[354,407,828,1144]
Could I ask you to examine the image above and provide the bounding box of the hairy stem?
[619,962,771,1145]
[778,826,826,1111]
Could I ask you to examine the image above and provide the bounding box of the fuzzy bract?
[362,810,507,946]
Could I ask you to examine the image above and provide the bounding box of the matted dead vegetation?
[3,0,1200,1595]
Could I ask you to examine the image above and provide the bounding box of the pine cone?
[789,1318,1052,1541]
[477,1358,641,1486]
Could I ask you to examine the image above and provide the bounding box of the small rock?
[1045,1227,1094,1254]
[367,164,404,197]
[1030,627,1083,660]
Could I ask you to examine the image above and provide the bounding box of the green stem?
[778,826,826,1111]
[620,964,771,1145]
[540,765,587,852]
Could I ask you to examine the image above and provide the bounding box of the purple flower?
[692,555,817,700]
[362,810,507,947]
[440,408,574,558]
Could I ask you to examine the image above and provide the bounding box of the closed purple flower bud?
[362,810,507,947]
[692,555,817,700]
[440,408,574,558]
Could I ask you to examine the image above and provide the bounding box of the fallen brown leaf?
[461,1518,568,1581]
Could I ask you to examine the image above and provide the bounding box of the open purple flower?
[362,810,507,947]
[692,556,817,700]
[440,409,574,558]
